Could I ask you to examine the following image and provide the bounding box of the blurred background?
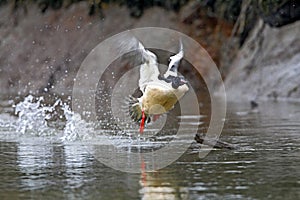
[0,1,300,200]
[0,0,299,102]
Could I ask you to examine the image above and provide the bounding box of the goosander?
[129,41,189,133]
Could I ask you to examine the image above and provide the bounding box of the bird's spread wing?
[137,42,160,92]
[164,40,184,78]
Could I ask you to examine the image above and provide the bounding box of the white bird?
[129,40,189,133]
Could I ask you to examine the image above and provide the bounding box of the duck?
[128,40,189,133]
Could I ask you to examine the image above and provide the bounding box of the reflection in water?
[0,101,300,199]
[139,159,189,200]
[17,140,91,191]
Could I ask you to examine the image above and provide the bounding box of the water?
[0,97,299,199]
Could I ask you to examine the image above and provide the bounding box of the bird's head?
[172,76,188,89]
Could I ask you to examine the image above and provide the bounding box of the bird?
[128,40,189,133]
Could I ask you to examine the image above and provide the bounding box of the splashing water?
[7,95,177,148]
[14,95,59,136]
[12,95,93,141]
[61,102,94,141]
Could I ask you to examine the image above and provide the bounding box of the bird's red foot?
[152,114,160,122]
[139,110,145,134]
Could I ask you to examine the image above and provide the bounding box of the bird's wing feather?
[138,42,160,92]
[164,40,184,78]
[127,96,151,124]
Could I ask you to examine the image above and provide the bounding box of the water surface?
[0,100,299,200]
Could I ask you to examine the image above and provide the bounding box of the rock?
[222,19,300,101]
[258,0,300,27]
[194,133,238,150]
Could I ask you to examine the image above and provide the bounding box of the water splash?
[9,94,178,147]
[12,95,93,141]
[61,102,94,141]
[14,95,59,136]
